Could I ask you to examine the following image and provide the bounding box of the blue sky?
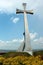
[0,0,43,50]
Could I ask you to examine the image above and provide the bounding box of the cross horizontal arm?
[16,9,24,14]
[16,9,33,14]
[26,10,33,14]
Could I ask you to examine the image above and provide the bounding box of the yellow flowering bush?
[0,54,43,65]
[0,56,5,62]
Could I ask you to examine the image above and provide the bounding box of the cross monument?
[16,3,33,55]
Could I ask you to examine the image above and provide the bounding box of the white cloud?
[0,38,24,50]
[32,37,43,49]
[34,37,43,43]
[39,37,43,43]
[12,38,24,42]
[33,39,38,42]
[10,17,19,23]
[0,40,6,46]
[30,32,37,40]
[30,32,43,49]
[0,0,43,17]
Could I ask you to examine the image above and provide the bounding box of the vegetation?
[0,51,43,65]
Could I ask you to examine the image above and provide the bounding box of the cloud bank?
[0,32,43,50]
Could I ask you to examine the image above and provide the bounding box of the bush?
[0,54,43,65]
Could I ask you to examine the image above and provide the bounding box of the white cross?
[16,3,34,55]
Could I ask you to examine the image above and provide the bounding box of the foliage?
[0,55,43,65]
